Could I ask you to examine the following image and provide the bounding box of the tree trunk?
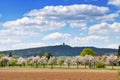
[77,63,79,69]
[43,64,45,68]
[112,63,114,69]
[60,65,62,68]
[36,63,38,68]
[85,64,87,68]
[94,62,95,68]
[89,63,91,68]
[51,64,53,69]
[68,64,70,69]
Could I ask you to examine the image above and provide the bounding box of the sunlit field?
[0,65,119,80]
[0,68,117,80]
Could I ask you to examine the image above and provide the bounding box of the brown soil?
[0,68,117,80]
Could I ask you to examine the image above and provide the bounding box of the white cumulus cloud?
[12,42,46,50]
[70,22,87,30]
[89,22,120,35]
[69,35,108,46]
[108,0,120,7]
[0,38,21,44]
[2,4,111,32]
[43,32,71,40]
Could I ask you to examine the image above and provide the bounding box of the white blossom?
[48,57,56,69]
[71,56,81,64]
[28,56,34,61]
[27,56,34,65]
[64,57,72,68]
[71,56,83,68]
[106,54,117,64]
[48,57,56,65]
[17,57,26,66]
[0,56,10,66]
[82,55,96,68]
[82,55,89,64]
[39,56,48,65]
[31,56,40,66]
[106,54,117,69]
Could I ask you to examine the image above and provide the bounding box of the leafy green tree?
[44,52,53,59]
[57,57,65,68]
[80,48,96,56]
[38,51,43,57]
[118,46,120,58]
[8,52,13,57]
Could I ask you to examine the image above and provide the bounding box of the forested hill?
[0,45,118,57]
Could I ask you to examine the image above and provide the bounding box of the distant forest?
[0,45,118,57]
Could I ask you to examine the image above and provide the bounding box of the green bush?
[95,61,105,68]
[9,59,17,66]
[0,62,2,67]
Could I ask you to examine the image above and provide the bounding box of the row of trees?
[0,47,120,69]
[0,54,119,69]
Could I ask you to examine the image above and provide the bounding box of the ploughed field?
[0,68,117,80]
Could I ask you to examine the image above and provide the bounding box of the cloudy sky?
[0,0,120,51]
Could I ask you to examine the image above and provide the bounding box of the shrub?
[95,61,105,68]
[9,59,17,66]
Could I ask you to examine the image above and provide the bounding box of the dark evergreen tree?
[44,52,53,59]
[38,51,43,57]
[8,52,13,57]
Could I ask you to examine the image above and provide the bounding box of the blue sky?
[0,0,120,51]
